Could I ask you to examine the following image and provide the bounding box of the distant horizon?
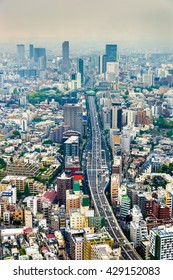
[0,0,173,54]
[0,39,173,56]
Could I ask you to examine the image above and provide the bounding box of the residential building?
[149,225,173,260]
[83,229,114,260]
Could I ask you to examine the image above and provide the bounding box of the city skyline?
[0,0,173,51]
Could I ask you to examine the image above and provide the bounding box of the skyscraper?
[78,58,84,85]
[33,48,46,70]
[56,172,73,206]
[106,44,117,62]
[110,102,122,132]
[64,104,83,135]
[34,48,46,62]
[17,44,25,63]
[62,41,70,71]
[0,70,4,91]
[29,44,34,59]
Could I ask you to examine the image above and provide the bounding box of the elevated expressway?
[86,95,142,260]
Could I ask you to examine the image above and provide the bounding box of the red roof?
[46,234,55,239]
[43,191,57,202]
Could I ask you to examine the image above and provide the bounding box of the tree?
[42,139,53,145]
[24,183,30,197]
[0,158,6,169]
[32,118,42,123]
[19,248,26,255]
[13,130,21,137]
[17,190,22,200]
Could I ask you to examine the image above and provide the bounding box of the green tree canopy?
[24,183,30,197]
[0,158,6,169]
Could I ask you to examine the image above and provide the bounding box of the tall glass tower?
[62,41,70,71]
[106,44,117,62]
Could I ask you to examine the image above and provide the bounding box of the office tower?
[110,102,122,132]
[120,195,131,219]
[106,44,117,62]
[38,56,46,70]
[33,48,46,69]
[64,104,83,135]
[149,225,173,259]
[34,47,46,62]
[0,70,4,92]
[121,127,131,153]
[106,62,119,82]
[29,44,34,59]
[98,55,103,74]
[76,72,81,89]
[137,193,146,217]
[62,41,70,71]
[17,44,25,63]
[64,136,80,157]
[127,110,135,126]
[21,118,27,132]
[56,172,73,206]
[78,58,84,85]
[99,55,108,74]
[102,54,108,73]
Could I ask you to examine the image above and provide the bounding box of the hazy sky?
[0,0,173,48]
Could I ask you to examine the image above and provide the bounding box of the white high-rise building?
[106,62,119,82]
[106,62,119,75]
[131,205,143,223]
[143,74,153,87]
[121,127,131,153]
[130,220,148,248]
[127,110,135,127]
[21,118,27,132]
[77,72,81,89]
[20,95,27,106]
[27,196,38,216]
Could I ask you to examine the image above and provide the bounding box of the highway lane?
[86,95,142,260]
